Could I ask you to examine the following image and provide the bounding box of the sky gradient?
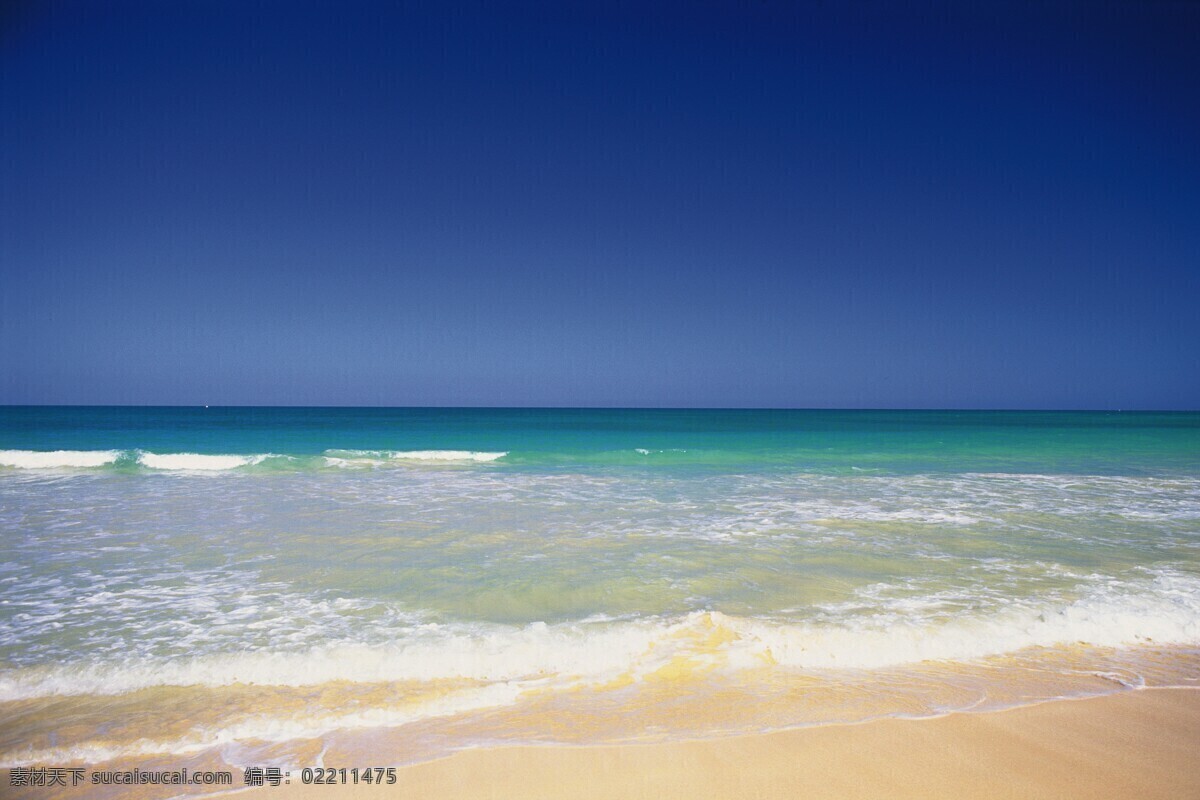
[2,1,1198,408]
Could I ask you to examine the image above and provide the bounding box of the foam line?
[0,450,120,469]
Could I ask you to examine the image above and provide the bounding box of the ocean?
[1,407,1198,781]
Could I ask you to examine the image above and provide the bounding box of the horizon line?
[1,404,1197,413]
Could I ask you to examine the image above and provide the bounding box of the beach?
[1,408,1198,796]
[5,688,1197,799]
[276,688,1200,800]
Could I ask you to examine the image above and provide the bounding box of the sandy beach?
[3,414,1198,800]
[3,681,1198,800]
[227,688,1199,799]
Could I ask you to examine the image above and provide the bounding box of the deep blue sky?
[2,1,1198,408]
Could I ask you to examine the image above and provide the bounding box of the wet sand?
[231,687,1200,799]
[5,688,1197,799]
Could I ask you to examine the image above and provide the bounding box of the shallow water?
[1,408,1197,772]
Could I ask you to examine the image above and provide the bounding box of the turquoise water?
[1,407,1198,768]
[2,406,1199,472]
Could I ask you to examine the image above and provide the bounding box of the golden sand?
[6,687,1194,800]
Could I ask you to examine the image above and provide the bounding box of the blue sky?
[2,1,1198,408]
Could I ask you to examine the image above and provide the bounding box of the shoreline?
[223,687,1200,800]
[6,687,1188,799]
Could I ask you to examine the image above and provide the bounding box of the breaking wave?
[0,450,121,469]
[0,448,509,472]
[3,569,1197,701]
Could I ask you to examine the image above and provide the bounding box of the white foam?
[324,449,507,465]
[725,571,1200,670]
[137,452,268,471]
[0,620,662,700]
[388,450,506,462]
[0,450,120,469]
[0,682,527,767]
[3,571,1198,701]
[816,508,981,525]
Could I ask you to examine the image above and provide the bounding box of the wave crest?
[138,452,270,471]
[0,450,121,469]
[3,571,1197,701]
[323,449,507,466]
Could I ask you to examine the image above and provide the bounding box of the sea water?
[0,408,1197,775]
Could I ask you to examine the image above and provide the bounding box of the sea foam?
[3,570,1197,701]
[0,450,121,469]
[323,449,507,466]
[0,681,529,768]
[137,452,270,471]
